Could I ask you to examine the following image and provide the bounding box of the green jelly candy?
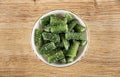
[65,13,72,23]
[68,19,78,31]
[65,32,84,40]
[39,42,56,54]
[34,29,43,46]
[66,41,80,58]
[41,16,50,26]
[80,40,87,46]
[74,24,86,32]
[51,24,68,33]
[48,50,65,63]
[50,15,67,25]
[62,36,70,50]
[42,32,60,43]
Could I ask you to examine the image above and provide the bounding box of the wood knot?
[33,0,36,3]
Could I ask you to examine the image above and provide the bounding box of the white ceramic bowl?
[31,10,89,67]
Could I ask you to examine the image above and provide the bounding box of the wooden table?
[0,0,120,77]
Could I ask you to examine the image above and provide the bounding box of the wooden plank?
[0,0,94,3]
[0,0,120,77]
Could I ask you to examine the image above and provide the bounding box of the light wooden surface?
[0,0,120,77]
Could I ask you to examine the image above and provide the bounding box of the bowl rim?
[31,10,89,67]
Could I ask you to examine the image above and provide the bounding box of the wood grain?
[0,0,120,77]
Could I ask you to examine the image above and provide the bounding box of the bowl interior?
[31,10,88,67]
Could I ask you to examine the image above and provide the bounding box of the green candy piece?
[66,41,80,61]
[34,29,43,46]
[80,40,87,46]
[50,15,67,25]
[68,19,78,31]
[44,24,68,33]
[51,24,68,33]
[62,36,70,50]
[65,13,73,23]
[67,57,74,63]
[59,58,66,64]
[48,50,65,63]
[74,24,86,32]
[65,32,84,40]
[41,16,50,26]
[46,50,58,57]
[39,42,56,54]
[44,25,51,32]
[42,32,60,43]
[55,42,64,48]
